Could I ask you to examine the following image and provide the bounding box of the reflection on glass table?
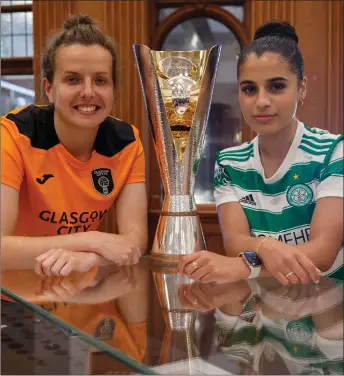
[1,261,154,375]
[1,299,144,375]
[2,258,343,375]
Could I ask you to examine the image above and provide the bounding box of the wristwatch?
[238,250,262,279]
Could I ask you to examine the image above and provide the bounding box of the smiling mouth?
[253,115,276,123]
[73,105,101,114]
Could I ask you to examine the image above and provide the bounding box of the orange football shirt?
[50,302,147,364]
[1,105,145,236]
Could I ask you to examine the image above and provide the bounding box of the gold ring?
[191,261,199,270]
[286,271,295,278]
[192,298,199,305]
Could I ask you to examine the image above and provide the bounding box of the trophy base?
[149,252,182,265]
[150,208,206,266]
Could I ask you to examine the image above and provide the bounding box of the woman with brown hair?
[1,14,147,276]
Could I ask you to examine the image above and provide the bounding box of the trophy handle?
[187,44,222,180]
[133,44,175,191]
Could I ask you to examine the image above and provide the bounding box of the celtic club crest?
[287,184,313,207]
[286,320,314,344]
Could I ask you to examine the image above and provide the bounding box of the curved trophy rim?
[132,43,222,54]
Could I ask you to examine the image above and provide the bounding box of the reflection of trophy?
[133,45,222,263]
[151,264,200,368]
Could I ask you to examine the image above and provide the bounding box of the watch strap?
[238,252,262,279]
[245,265,261,279]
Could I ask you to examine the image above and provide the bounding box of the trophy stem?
[161,194,197,213]
[152,268,200,365]
[151,194,205,264]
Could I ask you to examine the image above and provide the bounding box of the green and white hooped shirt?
[214,121,344,280]
[214,279,344,375]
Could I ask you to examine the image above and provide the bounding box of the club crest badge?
[286,320,313,344]
[91,168,114,196]
[287,183,313,207]
[94,317,116,340]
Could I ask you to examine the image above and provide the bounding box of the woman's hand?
[35,249,103,276]
[259,238,320,285]
[36,275,90,301]
[178,251,251,283]
[34,266,136,303]
[85,231,142,266]
[178,280,251,312]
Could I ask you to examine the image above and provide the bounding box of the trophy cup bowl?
[133,44,222,264]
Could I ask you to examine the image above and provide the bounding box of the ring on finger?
[191,261,199,270]
[285,271,295,278]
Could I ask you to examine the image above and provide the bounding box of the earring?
[298,99,304,107]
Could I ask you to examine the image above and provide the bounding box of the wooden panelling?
[295,1,343,133]
[155,0,245,4]
[70,1,107,27]
[153,4,249,49]
[295,1,328,131]
[32,0,72,102]
[244,0,343,134]
[326,0,343,134]
[244,0,295,30]
[1,58,33,75]
[105,1,150,134]
[102,1,151,233]
[1,4,32,13]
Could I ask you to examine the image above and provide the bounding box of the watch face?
[244,251,262,266]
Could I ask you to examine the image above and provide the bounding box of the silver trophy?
[133,45,222,264]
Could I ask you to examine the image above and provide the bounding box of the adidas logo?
[239,194,256,206]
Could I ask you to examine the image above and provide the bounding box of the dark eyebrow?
[239,80,255,85]
[240,77,288,86]
[268,77,288,83]
[63,71,110,75]
[63,71,80,75]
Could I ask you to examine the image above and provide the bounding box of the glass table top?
[1,257,343,375]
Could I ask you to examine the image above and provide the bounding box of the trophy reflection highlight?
[133,45,222,263]
[151,264,199,367]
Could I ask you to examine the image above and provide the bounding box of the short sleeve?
[317,139,344,199]
[214,159,239,207]
[1,116,24,190]
[125,127,145,184]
